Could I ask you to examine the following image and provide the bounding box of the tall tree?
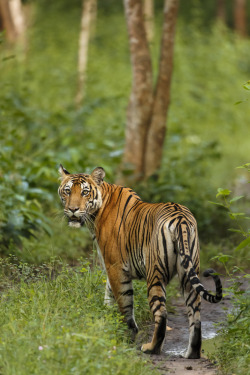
[234,0,247,37]
[121,0,179,182]
[0,0,17,42]
[144,0,154,43]
[216,0,226,24]
[122,0,154,181]
[76,0,97,107]
[0,0,25,44]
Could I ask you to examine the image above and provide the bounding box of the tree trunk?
[216,0,226,24]
[121,0,178,182]
[0,0,17,42]
[234,0,247,37]
[144,0,154,43]
[122,0,154,179]
[0,0,26,45]
[76,0,97,107]
[9,0,25,37]
[145,0,178,178]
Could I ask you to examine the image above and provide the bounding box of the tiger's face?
[58,165,105,228]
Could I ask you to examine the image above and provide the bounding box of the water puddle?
[164,320,219,356]
[201,321,218,340]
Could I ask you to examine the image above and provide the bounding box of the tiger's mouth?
[68,220,81,228]
[68,216,86,228]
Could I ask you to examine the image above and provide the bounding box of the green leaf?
[236,163,250,169]
[229,213,245,220]
[235,236,250,251]
[39,221,53,236]
[216,188,231,198]
[229,196,244,204]
[208,201,227,208]
[217,254,233,263]
[228,229,243,234]
[243,81,250,90]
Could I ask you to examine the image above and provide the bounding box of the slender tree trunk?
[0,0,17,42]
[144,0,154,43]
[123,0,154,179]
[121,0,178,182]
[0,0,26,45]
[76,0,96,107]
[216,0,226,24]
[234,0,247,37]
[145,0,178,178]
[9,0,25,37]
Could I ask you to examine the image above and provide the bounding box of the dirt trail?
[143,276,231,375]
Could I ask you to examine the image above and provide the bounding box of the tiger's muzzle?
[64,208,87,228]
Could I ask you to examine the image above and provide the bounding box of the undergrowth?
[207,164,250,375]
[0,258,162,375]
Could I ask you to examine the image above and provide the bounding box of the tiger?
[58,165,222,358]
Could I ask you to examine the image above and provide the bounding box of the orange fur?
[58,166,222,357]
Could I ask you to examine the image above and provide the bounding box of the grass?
[205,275,250,375]
[0,258,163,375]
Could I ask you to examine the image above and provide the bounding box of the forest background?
[0,1,249,374]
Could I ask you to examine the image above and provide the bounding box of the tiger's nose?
[69,207,79,213]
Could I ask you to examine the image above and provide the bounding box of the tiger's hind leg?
[141,280,167,354]
[180,272,202,359]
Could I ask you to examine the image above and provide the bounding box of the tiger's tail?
[177,223,222,304]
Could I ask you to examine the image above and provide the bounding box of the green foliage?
[0,258,158,375]
[1,3,250,261]
[208,164,250,374]
[210,163,250,263]
[0,113,53,251]
[210,266,250,375]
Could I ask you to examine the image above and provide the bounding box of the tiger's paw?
[184,351,201,359]
[127,318,138,342]
[141,342,161,355]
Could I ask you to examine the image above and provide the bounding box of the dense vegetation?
[0,1,249,374]
[0,258,161,375]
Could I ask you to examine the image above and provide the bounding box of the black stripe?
[147,281,165,295]
[121,289,134,296]
[123,304,133,311]
[152,303,165,315]
[117,195,133,237]
[161,226,169,282]
[149,295,166,307]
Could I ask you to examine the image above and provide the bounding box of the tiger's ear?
[58,164,70,180]
[91,167,105,185]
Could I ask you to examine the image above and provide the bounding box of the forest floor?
[140,276,232,375]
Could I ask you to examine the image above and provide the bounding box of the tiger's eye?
[65,188,71,195]
[82,189,89,196]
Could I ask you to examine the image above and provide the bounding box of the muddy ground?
[139,276,232,375]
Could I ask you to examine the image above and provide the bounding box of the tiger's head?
[58,165,105,228]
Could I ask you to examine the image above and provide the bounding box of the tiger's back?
[96,182,197,281]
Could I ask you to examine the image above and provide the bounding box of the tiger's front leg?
[104,278,115,306]
[141,279,167,354]
[107,270,138,341]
